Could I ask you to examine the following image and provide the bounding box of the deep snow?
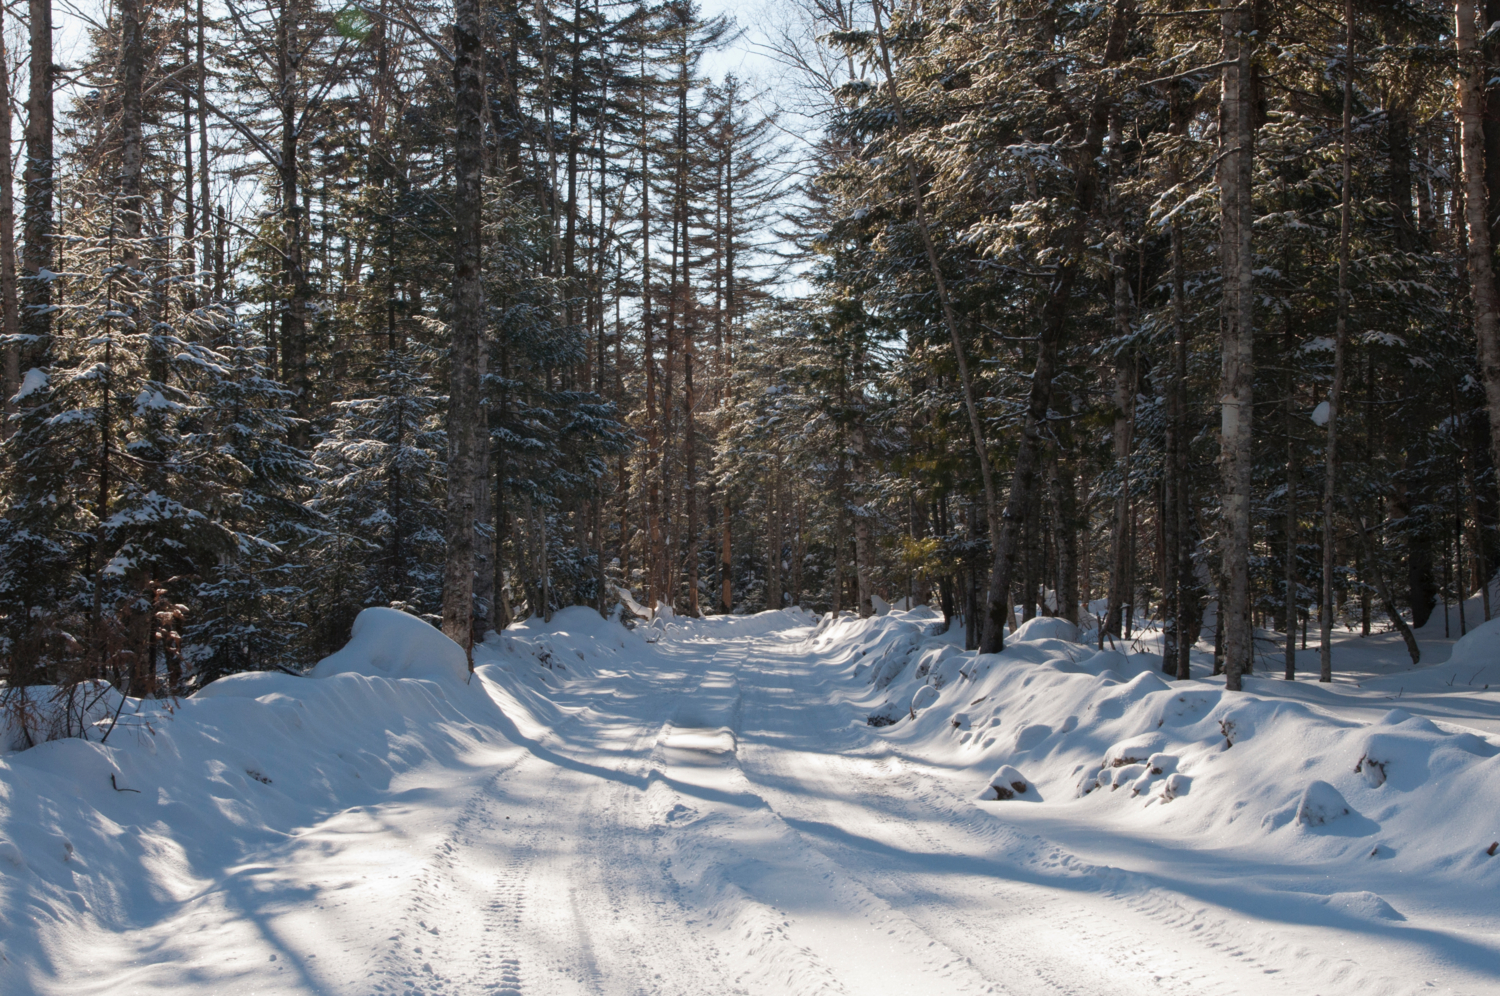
[0,599,1497,995]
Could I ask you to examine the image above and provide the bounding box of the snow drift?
[310,605,471,682]
[818,606,1500,881]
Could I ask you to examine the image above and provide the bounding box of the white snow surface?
[2,601,1499,994]
[13,367,47,401]
[310,606,471,683]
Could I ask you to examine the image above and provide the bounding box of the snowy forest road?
[46,619,1497,996]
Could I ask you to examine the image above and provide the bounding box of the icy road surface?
[20,610,1500,996]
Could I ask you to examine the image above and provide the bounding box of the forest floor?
[1,599,1498,996]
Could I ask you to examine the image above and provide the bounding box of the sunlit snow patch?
[310,606,470,683]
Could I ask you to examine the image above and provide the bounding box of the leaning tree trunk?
[1354,516,1420,664]
[869,0,1001,598]
[1457,0,1500,564]
[441,0,487,664]
[1218,0,1256,691]
[980,0,1136,653]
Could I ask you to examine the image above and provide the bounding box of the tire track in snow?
[726,630,1256,996]
[634,642,997,996]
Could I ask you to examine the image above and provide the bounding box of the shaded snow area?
[2,603,1499,995]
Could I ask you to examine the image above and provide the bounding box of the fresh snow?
[1,600,1498,995]
[14,368,47,401]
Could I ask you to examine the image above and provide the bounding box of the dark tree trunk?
[1049,451,1080,626]
[20,0,53,373]
[1461,0,1500,553]
[1217,0,1257,689]
[441,0,487,662]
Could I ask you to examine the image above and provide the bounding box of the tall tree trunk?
[20,0,53,375]
[1458,0,1500,547]
[470,0,495,640]
[441,0,486,663]
[197,0,211,293]
[0,3,20,428]
[1105,114,1135,639]
[1218,0,1256,690]
[1178,461,1202,679]
[119,0,145,259]
[640,97,661,610]
[721,494,732,612]
[685,295,699,616]
[1170,201,1195,680]
[1319,0,1354,683]
[851,422,874,616]
[1285,318,1299,680]
[1048,449,1079,625]
[1162,95,1187,672]
[276,0,311,440]
[473,366,493,640]
[1105,360,1134,637]
[767,462,783,610]
[981,0,1135,653]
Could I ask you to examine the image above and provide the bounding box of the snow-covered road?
[22,610,1496,996]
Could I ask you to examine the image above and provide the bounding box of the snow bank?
[483,604,642,683]
[835,608,1500,883]
[310,605,470,682]
[1448,615,1500,672]
[0,682,127,751]
[0,604,629,988]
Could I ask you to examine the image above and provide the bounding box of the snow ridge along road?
[2,605,1498,995]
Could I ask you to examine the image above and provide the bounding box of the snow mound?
[1448,616,1500,671]
[1010,616,1081,644]
[1296,781,1354,827]
[911,685,940,714]
[829,601,1500,878]
[311,607,470,683]
[1320,890,1405,921]
[0,683,126,750]
[982,764,1036,801]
